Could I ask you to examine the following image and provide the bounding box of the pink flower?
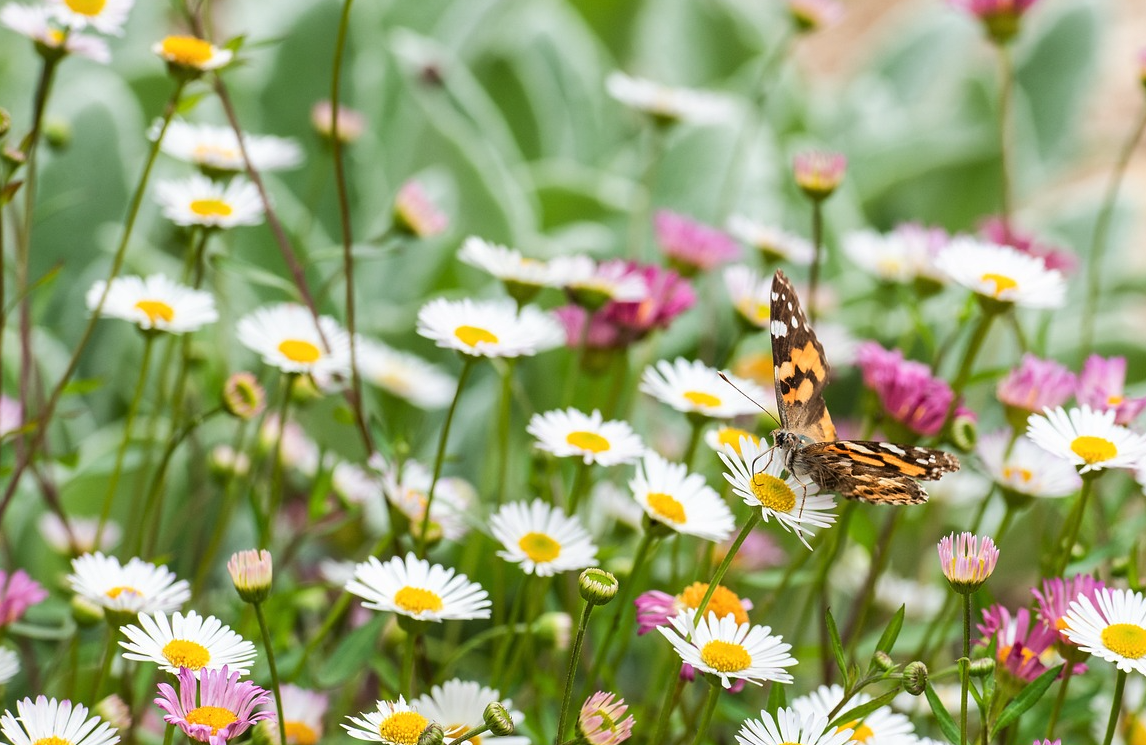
[155,666,274,745]
[654,211,741,273]
[553,306,625,351]
[938,531,998,593]
[855,342,971,436]
[792,150,846,200]
[604,264,695,333]
[0,569,47,625]
[979,217,1076,274]
[310,100,365,143]
[393,180,447,238]
[996,354,1076,413]
[787,0,843,31]
[578,692,634,745]
[1077,355,1146,425]
[634,591,677,636]
[978,605,1076,683]
[1032,574,1106,645]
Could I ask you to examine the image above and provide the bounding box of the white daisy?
[155,175,263,229]
[641,357,771,420]
[605,72,738,126]
[354,337,456,409]
[977,430,1082,498]
[263,685,327,745]
[549,256,648,303]
[727,216,814,266]
[458,237,554,290]
[39,513,121,555]
[332,461,384,505]
[657,609,797,689]
[630,451,734,542]
[792,684,917,745]
[382,459,472,541]
[86,274,217,334]
[417,298,564,359]
[934,237,1065,309]
[1027,406,1146,473]
[0,697,118,745]
[237,303,352,379]
[0,648,17,685]
[0,4,109,62]
[527,408,645,467]
[157,120,303,173]
[737,706,855,745]
[343,697,427,745]
[345,553,491,622]
[843,229,928,284]
[151,35,232,70]
[489,499,597,577]
[704,426,762,456]
[68,553,190,614]
[119,610,257,676]
[720,436,836,549]
[414,680,528,745]
[1062,588,1146,675]
[723,265,773,329]
[48,0,132,35]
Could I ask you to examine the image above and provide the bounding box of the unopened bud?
[44,118,71,150]
[417,723,444,745]
[222,372,266,420]
[484,702,515,737]
[951,413,978,451]
[227,549,273,603]
[579,568,618,606]
[533,611,573,651]
[95,695,132,731]
[903,661,928,696]
[970,658,995,678]
[0,109,10,139]
[72,594,104,627]
[872,651,895,672]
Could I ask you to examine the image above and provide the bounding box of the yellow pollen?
[454,325,498,348]
[193,144,240,163]
[566,430,611,453]
[284,722,318,745]
[646,492,686,524]
[46,29,65,45]
[1101,623,1146,659]
[518,532,561,564]
[189,199,234,218]
[105,586,140,599]
[876,257,904,276]
[393,586,444,614]
[683,390,721,408]
[679,583,749,625]
[1125,714,1146,745]
[277,339,322,364]
[1109,395,1125,406]
[699,639,751,672]
[717,427,759,455]
[980,272,1018,297]
[1002,466,1033,483]
[160,36,215,67]
[750,472,797,513]
[377,711,429,745]
[33,738,70,745]
[134,300,175,324]
[162,639,211,670]
[1070,435,1117,465]
[64,0,105,15]
[839,721,874,743]
[1055,617,1069,631]
[186,706,238,735]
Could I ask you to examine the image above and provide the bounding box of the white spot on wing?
[770,320,788,337]
[881,444,906,456]
[791,316,800,329]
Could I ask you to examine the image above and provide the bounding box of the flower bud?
[532,611,573,651]
[0,108,10,139]
[793,150,847,201]
[95,695,132,731]
[872,651,895,672]
[903,661,928,696]
[44,118,71,150]
[417,723,444,745]
[311,100,366,144]
[484,703,515,737]
[227,549,273,603]
[579,568,618,606]
[951,412,978,451]
[970,658,995,678]
[223,372,266,420]
[250,721,277,745]
[72,594,104,627]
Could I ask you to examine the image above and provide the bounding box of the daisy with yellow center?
[605,72,737,126]
[1026,406,1146,474]
[414,679,528,745]
[155,175,263,229]
[236,303,352,379]
[727,216,814,266]
[657,610,797,689]
[976,430,1081,498]
[343,697,429,745]
[417,298,564,359]
[791,685,917,745]
[68,552,190,614]
[549,256,649,305]
[490,499,597,577]
[0,697,119,745]
[48,0,133,35]
[381,458,474,542]
[736,706,856,745]
[527,408,645,467]
[629,451,734,542]
[354,336,457,409]
[158,120,302,173]
[641,357,769,420]
[719,436,836,549]
[0,4,110,61]
[842,228,938,284]
[345,553,490,622]
[86,274,218,334]
[1063,588,1146,675]
[458,237,556,300]
[261,686,327,745]
[705,426,761,456]
[151,35,232,70]
[723,265,774,329]
[119,610,257,676]
[934,237,1065,309]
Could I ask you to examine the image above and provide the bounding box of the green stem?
[91,624,116,700]
[161,724,174,745]
[264,375,297,548]
[567,461,593,513]
[495,360,515,506]
[694,512,762,620]
[626,125,663,261]
[418,357,475,556]
[290,591,352,681]
[1044,658,1074,739]
[1102,668,1128,745]
[960,593,972,745]
[401,629,418,698]
[254,602,287,745]
[689,685,722,745]
[585,529,660,687]
[191,423,249,596]
[808,199,824,324]
[555,602,594,745]
[681,417,704,469]
[941,308,997,438]
[844,510,902,654]
[650,675,686,745]
[996,42,1014,234]
[491,576,531,689]
[1052,474,1096,577]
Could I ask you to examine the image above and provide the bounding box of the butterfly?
[766,269,960,504]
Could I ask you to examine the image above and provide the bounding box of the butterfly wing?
[796,440,961,505]
[770,270,837,441]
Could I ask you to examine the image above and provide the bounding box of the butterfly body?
[769,270,960,504]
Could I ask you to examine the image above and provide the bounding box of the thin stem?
[585,529,659,687]
[1052,475,1096,577]
[290,591,352,680]
[694,512,762,620]
[491,576,531,689]
[555,602,594,745]
[91,624,116,700]
[941,308,997,438]
[254,603,287,745]
[161,724,174,745]
[688,685,721,745]
[264,375,297,548]
[960,593,972,745]
[418,358,476,556]
[681,418,704,469]
[566,461,592,513]
[1044,658,1074,739]
[495,360,515,506]
[996,43,1014,234]
[844,510,902,654]
[1102,669,1128,745]
[626,125,663,261]
[650,675,686,745]
[401,629,418,698]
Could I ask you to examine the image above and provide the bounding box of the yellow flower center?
[980,272,1018,297]
[876,257,904,277]
[838,721,875,743]
[683,390,721,409]
[278,339,322,364]
[193,144,240,163]
[1109,395,1125,406]
[65,0,105,15]
[186,706,238,735]
[566,431,610,453]
[160,36,214,67]
[105,585,140,598]
[1055,617,1070,631]
[1070,435,1117,465]
[518,532,561,563]
[750,472,796,513]
[46,28,65,45]
[134,300,175,324]
[284,722,319,745]
[444,726,480,745]
[377,711,429,745]
[1101,623,1146,659]
[1002,466,1033,483]
[1124,713,1146,745]
[646,492,686,524]
[679,583,748,625]
[737,300,769,324]
[454,325,498,348]
[717,427,758,454]
[699,639,751,672]
[189,199,234,218]
[162,639,211,670]
[33,738,71,745]
[393,586,444,614]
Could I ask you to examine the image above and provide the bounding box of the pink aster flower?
[996,354,1076,413]
[949,0,1041,42]
[1032,574,1106,646]
[634,591,677,636]
[654,210,741,274]
[1077,355,1146,425]
[0,395,21,438]
[155,666,274,745]
[938,532,999,593]
[578,692,634,745]
[0,569,47,625]
[393,180,447,238]
[978,605,1075,684]
[979,217,1076,274]
[792,150,846,200]
[553,306,625,351]
[855,342,972,436]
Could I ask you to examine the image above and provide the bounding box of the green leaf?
[8,619,75,641]
[925,683,960,745]
[61,378,104,397]
[828,688,901,731]
[175,91,210,116]
[825,608,848,680]
[990,664,1063,738]
[765,679,786,715]
[876,605,906,655]
[315,616,384,687]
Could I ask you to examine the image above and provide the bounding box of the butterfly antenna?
[718,372,782,429]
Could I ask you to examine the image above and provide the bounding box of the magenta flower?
[978,605,1071,683]
[654,210,741,274]
[553,306,625,351]
[996,354,1076,413]
[577,692,634,745]
[634,591,677,636]
[1032,574,1106,645]
[938,532,998,593]
[155,666,274,745]
[980,217,1076,274]
[0,569,47,625]
[393,180,447,238]
[792,150,846,200]
[855,342,971,436]
[1077,355,1146,425]
[948,0,1041,42]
